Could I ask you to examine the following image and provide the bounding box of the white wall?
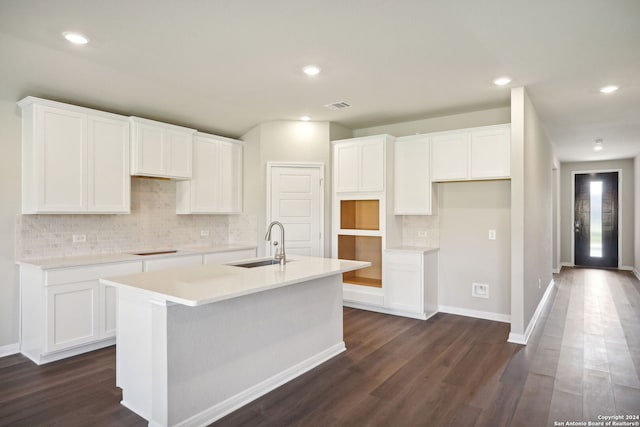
[438,181,511,317]
[240,121,333,257]
[559,159,635,268]
[0,99,21,350]
[510,87,554,341]
[353,107,510,138]
[636,154,640,276]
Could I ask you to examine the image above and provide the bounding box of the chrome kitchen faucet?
[265,221,286,266]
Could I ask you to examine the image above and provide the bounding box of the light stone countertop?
[385,246,440,254]
[100,255,371,307]
[16,244,258,269]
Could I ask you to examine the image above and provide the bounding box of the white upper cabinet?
[87,115,131,212]
[395,135,432,215]
[19,97,130,214]
[176,133,243,214]
[431,124,511,182]
[130,117,195,179]
[333,135,389,193]
[431,132,470,181]
[470,126,511,179]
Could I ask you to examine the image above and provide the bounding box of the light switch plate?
[488,229,496,240]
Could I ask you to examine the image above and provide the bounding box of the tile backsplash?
[402,215,440,248]
[16,177,252,259]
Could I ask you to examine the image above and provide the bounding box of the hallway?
[541,268,640,423]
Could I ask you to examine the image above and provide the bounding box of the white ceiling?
[0,0,638,161]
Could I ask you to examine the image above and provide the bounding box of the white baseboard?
[633,269,640,281]
[552,267,561,274]
[620,265,634,271]
[508,279,555,345]
[0,343,19,358]
[173,342,346,427]
[438,305,510,324]
[343,301,436,320]
[561,262,574,268]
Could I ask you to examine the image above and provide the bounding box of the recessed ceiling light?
[600,85,618,94]
[594,138,603,151]
[63,31,89,45]
[493,77,512,86]
[300,116,311,121]
[302,65,321,76]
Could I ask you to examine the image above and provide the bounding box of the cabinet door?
[385,253,423,313]
[99,283,117,338]
[395,136,431,215]
[334,143,359,193]
[217,141,243,213]
[431,132,469,181]
[190,137,218,212]
[359,140,384,192]
[134,123,165,175]
[87,115,130,212]
[36,106,87,212]
[46,281,99,353]
[165,130,192,179]
[470,127,510,179]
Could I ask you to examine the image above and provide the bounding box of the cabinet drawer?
[45,262,143,286]
[203,249,256,265]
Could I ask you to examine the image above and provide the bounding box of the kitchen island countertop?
[101,255,370,306]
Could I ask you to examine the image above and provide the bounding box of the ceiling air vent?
[324,101,351,110]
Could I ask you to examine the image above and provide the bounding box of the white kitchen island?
[100,255,370,427]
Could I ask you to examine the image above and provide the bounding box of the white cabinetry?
[332,134,403,312]
[18,97,130,214]
[394,135,433,215]
[19,261,143,365]
[431,132,470,181]
[470,126,511,179]
[333,136,388,193]
[130,117,195,179]
[384,250,438,319]
[176,133,243,214]
[431,124,511,182]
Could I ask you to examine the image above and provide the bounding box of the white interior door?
[268,164,323,257]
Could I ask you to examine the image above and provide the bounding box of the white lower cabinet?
[383,250,438,320]
[20,261,143,365]
[46,281,99,353]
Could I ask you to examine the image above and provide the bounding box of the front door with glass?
[574,172,619,268]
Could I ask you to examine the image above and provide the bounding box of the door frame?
[265,162,325,257]
[570,168,622,268]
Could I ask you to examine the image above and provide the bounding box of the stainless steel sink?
[232,259,291,268]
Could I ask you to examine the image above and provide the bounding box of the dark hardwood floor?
[1,267,639,426]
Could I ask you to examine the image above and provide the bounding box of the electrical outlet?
[200,230,210,237]
[472,282,489,299]
[72,234,86,243]
[488,229,496,240]
[417,230,428,237]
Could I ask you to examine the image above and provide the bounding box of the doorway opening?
[573,171,619,268]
